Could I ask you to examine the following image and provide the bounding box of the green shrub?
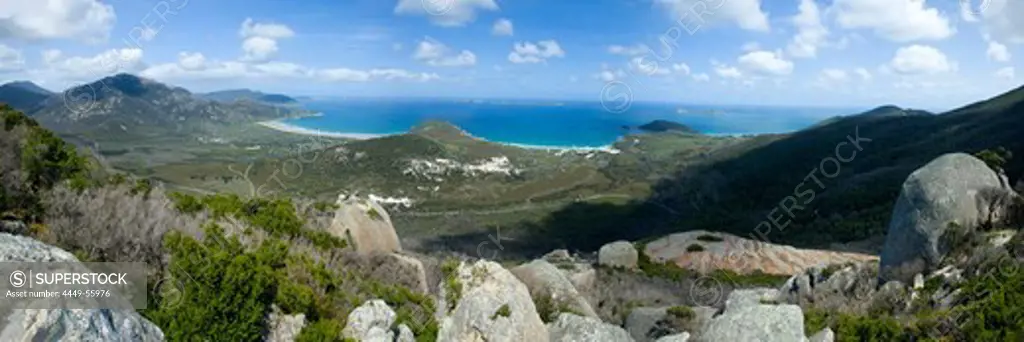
[974,147,1012,174]
[168,192,204,214]
[296,319,345,342]
[667,306,694,320]
[145,225,288,341]
[441,258,463,313]
[367,207,383,221]
[491,304,512,319]
[686,244,706,252]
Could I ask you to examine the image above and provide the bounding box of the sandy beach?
[258,119,621,153]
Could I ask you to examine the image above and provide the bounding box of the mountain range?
[0,74,304,141]
[199,89,299,105]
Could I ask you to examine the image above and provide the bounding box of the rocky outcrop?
[809,328,835,342]
[644,230,877,276]
[266,305,306,342]
[511,260,598,318]
[546,313,634,342]
[698,289,806,342]
[625,305,716,342]
[879,153,1016,283]
[396,324,415,342]
[599,241,638,269]
[0,219,26,235]
[0,233,165,342]
[437,260,548,342]
[654,333,690,342]
[330,194,402,253]
[343,300,396,342]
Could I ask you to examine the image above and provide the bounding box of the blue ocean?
[282,99,866,148]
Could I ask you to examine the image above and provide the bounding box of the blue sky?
[0,0,1022,110]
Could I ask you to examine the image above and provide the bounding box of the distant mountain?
[201,89,298,105]
[811,105,933,128]
[30,74,300,140]
[636,120,699,134]
[0,81,54,112]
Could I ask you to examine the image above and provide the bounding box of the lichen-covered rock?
[342,300,396,342]
[654,332,690,342]
[879,153,1014,283]
[625,307,667,342]
[396,324,416,342]
[330,194,402,253]
[699,289,806,342]
[511,260,598,318]
[437,260,548,342]
[0,220,26,235]
[266,305,306,342]
[546,313,633,342]
[0,233,165,342]
[598,241,638,269]
[809,327,834,342]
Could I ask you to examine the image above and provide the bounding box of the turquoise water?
[283,99,866,148]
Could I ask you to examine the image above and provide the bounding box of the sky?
[0,0,1022,110]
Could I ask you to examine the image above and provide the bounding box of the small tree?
[974,147,1013,174]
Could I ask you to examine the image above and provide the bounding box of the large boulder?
[266,305,306,342]
[625,306,716,342]
[546,313,634,342]
[879,153,1015,283]
[330,194,402,253]
[0,233,165,341]
[598,241,638,269]
[437,260,548,342]
[343,299,397,342]
[511,260,598,319]
[698,289,806,342]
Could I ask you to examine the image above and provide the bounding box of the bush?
[667,306,694,320]
[145,226,287,341]
[696,234,724,242]
[296,319,345,342]
[686,244,706,252]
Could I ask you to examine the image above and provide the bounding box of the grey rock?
[437,260,548,342]
[544,249,573,264]
[913,274,925,290]
[567,268,596,295]
[0,233,165,342]
[0,220,26,235]
[809,327,835,342]
[547,313,634,342]
[330,195,402,253]
[654,332,690,342]
[625,307,667,342]
[699,289,806,342]
[511,260,598,318]
[725,288,781,308]
[265,305,306,342]
[396,324,415,342]
[879,153,1013,283]
[343,300,396,342]
[598,241,638,269]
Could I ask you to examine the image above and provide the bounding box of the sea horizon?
[267,99,867,148]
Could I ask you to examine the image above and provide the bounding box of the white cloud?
[608,44,650,56]
[242,36,280,62]
[995,66,1015,79]
[41,49,62,64]
[142,56,438,83]
[239,18,295,39]
[738,50,793,76]
[42,48,146,80]
[712,61,743,79]
[656,0,770,32]
[978,0,1024,44]
[395,0,498,27]
[508,40,565,64]
[413,37,477,67]
[0,0,116,43]
[854,67,872,80]
[492,18,514,36]
[787,0,828,58]
[832,0,954,42]
[888,45,956,75]
[0,44,25,72]
[672,63,691,75]
[692,72,710,81]
[987,40,1011,62]
[177,52,206,71]
[628,57,671,76]
[820,68,848,82]
[238,18,295,62]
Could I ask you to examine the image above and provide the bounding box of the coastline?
[257,119,620,152]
